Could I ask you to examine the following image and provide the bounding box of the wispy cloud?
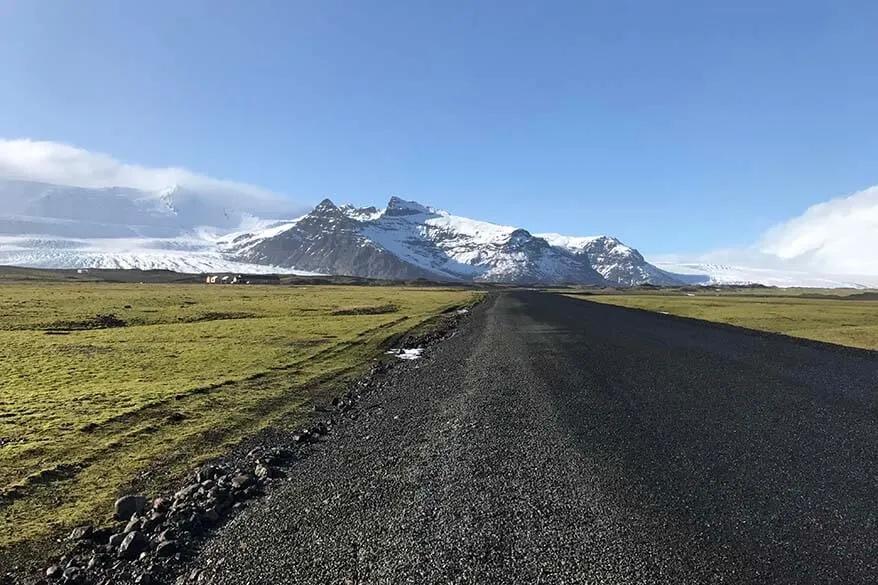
[0,139,303,214]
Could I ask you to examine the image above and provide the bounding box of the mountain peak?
[385,196,430,217]
[312,198,340,214]
[589,235,622,246]
[302,198,352,225]
[501,228,546,253]
[508,228,534,240]
[340,204,381,221]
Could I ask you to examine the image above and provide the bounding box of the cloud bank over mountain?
[0,139,304,217]
[649,184,878,287]
[758,186,878,275]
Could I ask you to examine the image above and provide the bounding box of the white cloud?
[0,138,303,214]
[647,184,878,286]
[758,186,878,274]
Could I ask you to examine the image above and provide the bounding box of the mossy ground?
[0,282,477,566]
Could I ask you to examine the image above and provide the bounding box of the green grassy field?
[571,292,878,350]
[0,282,477,560]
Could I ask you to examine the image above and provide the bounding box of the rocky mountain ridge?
[0,179,682,284]
[228,196,676,285]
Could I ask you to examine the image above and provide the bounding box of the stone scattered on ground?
[68,526,94,541]
[118,531,147,560]
[44,566,63,580]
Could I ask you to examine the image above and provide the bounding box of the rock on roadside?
[114,495,147,520]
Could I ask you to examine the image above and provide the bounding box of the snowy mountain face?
[230,196,667,285]
[537,234,683,286]
[228,198,440,280]
[3,176,875,288]
[0,179,693,285]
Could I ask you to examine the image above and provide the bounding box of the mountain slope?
[233,197,609,284]
[0,179,689,284]
[232,199,443,280]
[537,234,683,285]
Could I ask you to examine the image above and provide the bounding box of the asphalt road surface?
[190,291,878,584]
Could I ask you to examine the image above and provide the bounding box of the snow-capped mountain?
[536,234,682,285]
[231,197,611,284]
[6,139,876,287]
[0,179,723,285]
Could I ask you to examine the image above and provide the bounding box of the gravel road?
[188,291,878,584]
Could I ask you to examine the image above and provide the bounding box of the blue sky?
[1,0,877,254]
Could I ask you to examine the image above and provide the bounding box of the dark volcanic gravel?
[186,291,878,584]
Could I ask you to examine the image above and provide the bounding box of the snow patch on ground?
[386,348,424,360]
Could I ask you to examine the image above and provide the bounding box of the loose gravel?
[179,291,878,584]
